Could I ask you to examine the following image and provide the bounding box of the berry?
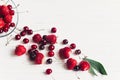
[15,45,26,56]
[48,44,55,50]
[27,29,33,35]
[4,14,12,23]
[29,52,37,61]
[62,39,68,44]
[70,43,76,49]
[48,51,54,57]
[46,35,57,44]
[20,31,26,36]
[40,39,47,45]
[15,34,21,40]
[46,58,52,64]
[66,58,77,70]
[31,44,37,49]
[23,38,29,44]
[10,22,15,27]
[9,10,14,15]
[7,5,12,10]
[75,49,81,55]
[45,68,52,75]
[73,65,80,71]
[0,18,5,29]
[0,29,3,33]
[32,34,42,43]
[79,60,90,71]
[39,44,45,50]
[35,53,44,64]
[42,35,47,40]
[23,26,29,31]
[51,27,57,33]
[3,27,8,32]
[1,5,9,16]
[59,47,71,59]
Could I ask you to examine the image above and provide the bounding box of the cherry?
[3,27,8,32]
[66,58,77,70]
[23,38,29,44]
[32,34,42,43]
[48,51,54,57]
[51,27,57,33]
[48,44,55,50]
[45,68,52,75]
[79,60,90,71]
[39,44,45,50]
[75,49,81,55]
[27,29,33,35]
[7,5,12,10]
[31,44,37,49]
[20,31,26,36]
[70,43,76,49]
[39,39,47,45]
[59,47,71,59]
[62,39,68,44]
[23,26,29,31]
[15,45,26,56]
[15,34,21,40]
[9,10,14,15]
[46,34,57,44]
[35,52,44,64]
[73,65,80,71]
[10,22,15,27]
[46,58,52,64]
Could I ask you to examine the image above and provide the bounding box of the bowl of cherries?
[0,0,19,38]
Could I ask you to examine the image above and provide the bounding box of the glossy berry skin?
[46,35,57,44]
[39,44,45,50]
[27,29,33,35]
[15,34,21,40]
[73,65,80,71]
[51,27,57,33]
[45,68,52,75]
[46,58,52,64]
[4,14,12,23]
[75,49,81,55]
[79,60,90,71]
[10,22,15,27]
[9,10,14,15]
[20,31,26,36]
[0,18,5,29]
[62,39,68,44]
[23,26,29,31]
[31,44,37,49]
[3,27,8,32]
[66,58,77,70]
[15,45,26,56]
[70,43,76,49]
[23,38,29,44]
[48,44,55,50]
[0,29,3,33]
[40,39,47,45]
[1,5,9,16]
[32,34,42,43]
[35,53,44,64]
[7,5,12,10]
[48,51,54,57]
[29,52,37,61]
[59,47,71,59]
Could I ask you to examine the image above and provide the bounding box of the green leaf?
[85,58,107,75]
[89,65,97,76]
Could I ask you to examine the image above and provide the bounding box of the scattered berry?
[48,51,54,57]
[66,58,77,70]
[15,45,26,56]
[51,27,57,33]
[45,68,52,75]
[29,51,37,61]
[62,39,68,44]
[35,53,44,64]
[10,22,15,27]
[32,34,42,43]
[73,65,80,71]
[46,58,52,64]
[27,29,33,35]
[48,44,55,50]
[79,60,90,71]
[20,31,26,36]
[31,44,37,49]
[70,43,76,49]
[23,26,29,31]
[75,49,81,55]
[15,34,21,40]
[23,38,29,44]
[39,44,45,50]
[46,34,57,44]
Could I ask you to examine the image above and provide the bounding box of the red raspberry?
[0,18,5,29]
[66,58,77,70]
[32,34,42,43]
[46,35,57,44]
[0,5,10,16]
[35,53,44,64]
[15,45,26,56]
[79,60,90,71]
[59,47,71,59]
[4,14,12,23]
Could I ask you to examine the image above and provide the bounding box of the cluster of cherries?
[14,26,90,75]
[0,4,15,33]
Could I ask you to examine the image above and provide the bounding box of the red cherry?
[35,53,44,64]
[45,68,52,75]
[4,14,12,23]
[3,27,9,32]
[23,26,29,31]
[15,45,26,56]
[15,34,21,40]
[48,44,55,50]
[7,5,12,10]
[10,22,15,27]
[51,27,57,33]
[48,51,54,57]
[0,18,5,29]
[66,58,77,70]
[31,44,37,49]
[9,10,14,15]
[79,60,90,71]
[32,34,42,43]
[59,47,71,59]
[70,43,76,49]
[27,29,33,35]
[23,38,29,44]
[1,5,9,16]
[46,34,57,44]
[20,31,26,36]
